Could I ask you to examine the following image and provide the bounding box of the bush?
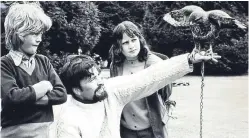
[1,1,101,56]
[1,2,102,74]
[1,1,247,75]
[45,51,71,74]
[39,1,101,54]
[141,1,248,75]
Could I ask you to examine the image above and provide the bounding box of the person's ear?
[72,88,82,96]
[11,32,24,50]
[17,33,24,41]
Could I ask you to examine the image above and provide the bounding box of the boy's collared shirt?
[8,50,36,75]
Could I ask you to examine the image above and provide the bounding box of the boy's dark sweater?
[1,54,67,128]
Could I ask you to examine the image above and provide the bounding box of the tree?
[1,1,101,56]
[141,1,248,75]
[40,1,101,55]
[1,1,247,75]
[92,1,148,60]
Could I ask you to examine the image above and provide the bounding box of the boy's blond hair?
[4,2,52,50]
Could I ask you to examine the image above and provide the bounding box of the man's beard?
[92,84,108,102]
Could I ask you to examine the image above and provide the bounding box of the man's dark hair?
[60,55,100,95]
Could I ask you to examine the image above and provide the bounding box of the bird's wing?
[163,5,204,27]
[208,10,247,30]
[207,10,232,27]
[208,10,232,19]
[163,10,189,27]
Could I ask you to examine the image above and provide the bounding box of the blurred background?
[1,1,248,76]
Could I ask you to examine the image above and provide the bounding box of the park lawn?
[168,75,248,138]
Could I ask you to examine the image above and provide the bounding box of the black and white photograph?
[0,1,248,138]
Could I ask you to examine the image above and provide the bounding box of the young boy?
[1,3,67,137]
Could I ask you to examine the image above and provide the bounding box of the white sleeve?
[104,53,193,105]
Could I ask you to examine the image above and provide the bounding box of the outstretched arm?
[105,53,193,105]
[105,49,220,106]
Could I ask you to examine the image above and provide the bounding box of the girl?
[109,21,173,138]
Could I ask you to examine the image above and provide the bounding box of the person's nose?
[36,34,42,43]
[96,76,103,85]
[128,41,135,50]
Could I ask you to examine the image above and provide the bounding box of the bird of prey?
[163,5,247,53]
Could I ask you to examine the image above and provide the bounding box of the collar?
[126,56,138,61]
[125,58,139,65]
[69,95,104,110]
[8,50,36,66]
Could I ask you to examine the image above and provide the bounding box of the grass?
[167,75,248,138]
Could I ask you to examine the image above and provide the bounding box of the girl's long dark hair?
[110,21,149,66]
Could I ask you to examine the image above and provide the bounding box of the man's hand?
[188,48,221,64]
[32,80,53,100]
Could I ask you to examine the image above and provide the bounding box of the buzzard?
[163,5,247,53]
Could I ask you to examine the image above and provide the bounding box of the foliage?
[140,1,248,75]
[45,51,71,74]
[1,1,248,75]
[93,1,248,75]
[40,1,101,54]
[92,1,148,60]
[1,1,101,55]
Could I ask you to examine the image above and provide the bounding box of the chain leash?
[200,61,205,138]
